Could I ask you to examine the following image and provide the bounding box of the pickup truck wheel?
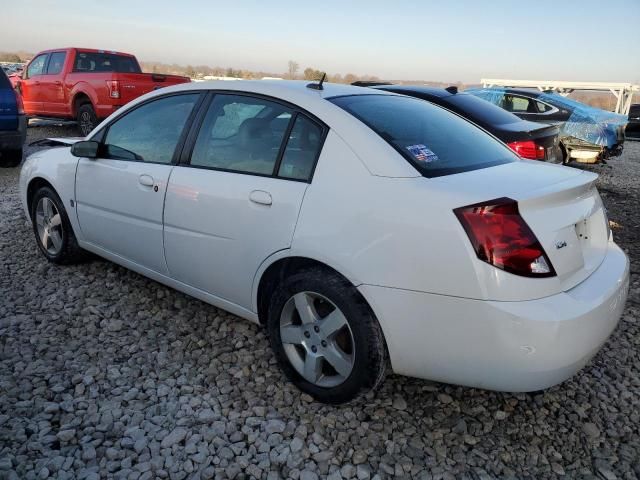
[31,186,88,265]
[0,149,23,168]
[77,104,97,137]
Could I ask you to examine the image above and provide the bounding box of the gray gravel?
[1,126,639,479]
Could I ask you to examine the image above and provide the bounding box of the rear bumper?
[0,114,27,150]
[359,242,629,392]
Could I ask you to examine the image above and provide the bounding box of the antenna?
[306,72,326,90]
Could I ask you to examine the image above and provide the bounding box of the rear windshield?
[447,94,522,126]
[330,94,516,177]
[73,52,141,73]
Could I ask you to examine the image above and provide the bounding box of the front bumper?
[0,115,27,150]
[359,242,629,392]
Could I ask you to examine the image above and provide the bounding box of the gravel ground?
[1,126,639,480]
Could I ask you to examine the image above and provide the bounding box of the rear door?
[76,92,202,274]
[20,53,48,114]
[163,93,326,309]
[39,51,68,116]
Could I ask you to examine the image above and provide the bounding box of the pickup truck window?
[46,52,66,75]
[73,52,142,74]
[27,54,48,78]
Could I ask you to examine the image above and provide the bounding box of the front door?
[20,53,48,115]
[75,92,201,274]
[163,93,326,309]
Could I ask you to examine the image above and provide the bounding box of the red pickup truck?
[15,48,191,135]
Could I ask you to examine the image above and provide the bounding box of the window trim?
[92,91,207,166]
[180,90,328,184]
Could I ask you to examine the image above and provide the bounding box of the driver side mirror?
[71,140,100,158]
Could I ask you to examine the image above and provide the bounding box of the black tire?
[267,267,387,404]
[30,186,88,264]
[77,103,97,137]
[0,149,23,168]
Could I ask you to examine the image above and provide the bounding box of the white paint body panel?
[76,158,173,274]
[19,80,630,392]
[164,165,308,308]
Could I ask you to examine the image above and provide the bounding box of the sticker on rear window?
[406,144,439,163]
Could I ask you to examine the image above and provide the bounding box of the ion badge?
[406,144,439,163]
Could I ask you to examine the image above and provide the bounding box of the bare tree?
[287,60,300,80]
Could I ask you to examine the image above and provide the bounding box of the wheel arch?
[26,177,57,220]
[71,89,96,118]
[254,254,361,326]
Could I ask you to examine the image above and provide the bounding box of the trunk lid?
[443,160,608,292]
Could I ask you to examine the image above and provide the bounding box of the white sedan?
[20,80,629,403]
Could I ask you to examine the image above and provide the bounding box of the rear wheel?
[267,268,387,404]
[77,103,97,137]
[31,186,87,264]
[0,149,23,168]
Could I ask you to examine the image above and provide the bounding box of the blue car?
[0,67,27,168]
[466,87,627,164]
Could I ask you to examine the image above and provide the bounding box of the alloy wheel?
[79,111,93,136]
[35,197,63,255]
[279,291,355,388]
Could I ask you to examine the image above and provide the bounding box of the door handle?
[54,81,62,85]
[139,174,154,187]
[249,190,272,206]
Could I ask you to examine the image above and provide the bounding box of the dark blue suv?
[0,68,26,168]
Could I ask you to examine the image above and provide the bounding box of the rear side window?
[278,115,324,181]
[330,94,516,177]
[502,94,536,113]
[73,52,141,73]
[190,94,295,176]
[27,54,48,78]
[46,52,66,75]
[103,94,200,164]
[446,94,522,126]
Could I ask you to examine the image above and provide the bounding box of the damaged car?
[466,88,627,164]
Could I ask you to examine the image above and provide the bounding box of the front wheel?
[77,103,97,137]
[267,268,388,404]
[31,186,87,264]
[0,149,23,168]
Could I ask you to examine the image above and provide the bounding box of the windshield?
[330,94,517,177]
[447,94,522,126]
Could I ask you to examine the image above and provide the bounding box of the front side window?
[103,94,200,164]
[73,52,141,73]
[330,94,516,177]
[190,95,294,176]
[27,54,48,78]
[46,52,66,75]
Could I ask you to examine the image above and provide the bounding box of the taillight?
[507,140,545,160]
[14,90,24,114]
[454,197,555,277]
[106,80,120,99]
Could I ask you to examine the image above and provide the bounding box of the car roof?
[33,48,136,57]
[482,87,543,98]
[142,79,396,110]
[372,85,456,99]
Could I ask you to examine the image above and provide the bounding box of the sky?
[2,0,639,83]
